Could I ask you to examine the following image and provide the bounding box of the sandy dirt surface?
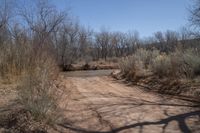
[0,83,17,107]
[52,71,200,133]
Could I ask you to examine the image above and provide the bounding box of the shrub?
[151,49,200,78]
[18,52,60,124]
[0,43,32,82]
[120,48,200,80]
[119,48,160,78]
[0,40,61,127]
[134,48,160,69]
[119,56,136,76]
[151,54,171,77]
[171,49,200,78]
[84,55,93,64]
[107,57,119,63]
[134,48,151,68]
[119,55,145,80]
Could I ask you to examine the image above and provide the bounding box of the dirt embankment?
[111,71,200,101]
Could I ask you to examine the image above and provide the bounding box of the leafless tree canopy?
[0,0,199,72]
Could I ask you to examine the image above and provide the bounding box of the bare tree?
[126,31,140,54]
[190,0,200,27]
[165,30,179,51]
[0,0,14,45]
[0,0,12,29]
[188,0,200,38]
[153,30,179,52]
[78,27,93,60]
[95,30,111,60]
[18,0,66,49]
[154,31,165,51]
[110,32,120,57]
[57,22,80,68]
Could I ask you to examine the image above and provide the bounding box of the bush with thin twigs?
[120,48,200,80]
[0,43,32,82]
[0,41,61,125]
[170,49,200,78]
[119,48,159,80]
[119,55,146,80]
[151,53,171,78]
[134,48,160,69]
[17,50,60,124]
[118,48,200,98]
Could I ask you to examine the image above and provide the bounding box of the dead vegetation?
[1,0,200,132]
[118,48,200,98]
[0,0,63,132]
[0,108,48,133]
[62,59,119,71]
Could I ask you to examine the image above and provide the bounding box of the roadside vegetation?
[117,0,200,99]
[119,48,200,98]
[0,0,62,132]
[0,0,200,132]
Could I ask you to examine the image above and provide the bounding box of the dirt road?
[54,70,200,133]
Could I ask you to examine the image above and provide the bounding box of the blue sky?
[52,0,191,37]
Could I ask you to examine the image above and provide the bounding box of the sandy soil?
[52,72,200,133]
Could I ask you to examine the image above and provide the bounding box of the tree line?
[0,0,200,71]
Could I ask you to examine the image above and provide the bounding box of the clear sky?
[52,0,191,37]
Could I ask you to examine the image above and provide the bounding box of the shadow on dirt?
[58,110,200,133]
[56,92,200,133]
[0,101,47,133]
